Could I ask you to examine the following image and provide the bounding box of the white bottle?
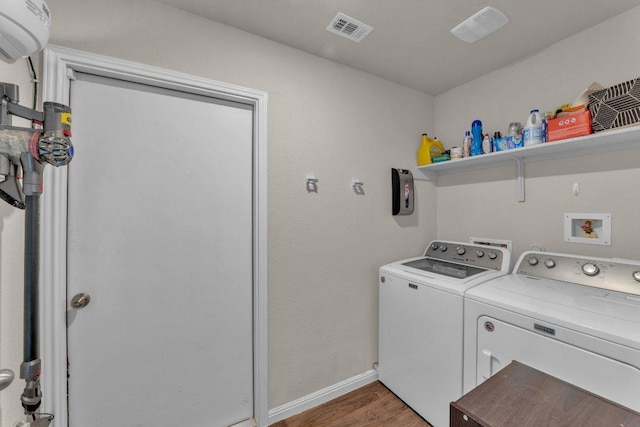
[523,109,543,146]
[482,133,491,154]
[463,131,472,157]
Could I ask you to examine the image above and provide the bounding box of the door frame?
[40,45,269,427]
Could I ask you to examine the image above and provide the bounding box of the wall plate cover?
[564,213,611,246]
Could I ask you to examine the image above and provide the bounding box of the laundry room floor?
[270,381,431,426]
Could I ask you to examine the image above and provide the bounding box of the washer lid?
[381,257,509,296]
[402,257,487,279]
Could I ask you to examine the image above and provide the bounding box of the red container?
[547,110,592,142]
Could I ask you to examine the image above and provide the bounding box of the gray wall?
[0,0,436,424]
[434,6,640,258]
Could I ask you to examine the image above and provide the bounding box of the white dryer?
[463,251,640,413]
[379,240,511,427]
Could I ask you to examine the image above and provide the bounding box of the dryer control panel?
[516,251,640,296]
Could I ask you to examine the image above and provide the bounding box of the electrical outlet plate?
[564,213,611,246]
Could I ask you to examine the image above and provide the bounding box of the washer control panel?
[425,241,509,271]
[516,251,640,296]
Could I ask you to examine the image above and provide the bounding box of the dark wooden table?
[450,360,640,427]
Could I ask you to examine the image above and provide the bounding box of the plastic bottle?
[430,137,445,160]
[508,122,523,148]
[463,131,472,157]
[492,131,507,152]
[523,110,543,146]
[482,133,491,154]
[432,137,444,154]
[417,135,431,165]
[471,120,483,156]
[417,134,444,165]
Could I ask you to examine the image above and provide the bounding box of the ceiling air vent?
[326,13,373,42]
[451,6,509,43]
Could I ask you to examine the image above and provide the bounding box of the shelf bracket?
[514,157,525,202]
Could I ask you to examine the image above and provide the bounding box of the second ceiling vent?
[451,6,509,43]
[327,12,373,43]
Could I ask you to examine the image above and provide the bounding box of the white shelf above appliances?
[413,126,640,201]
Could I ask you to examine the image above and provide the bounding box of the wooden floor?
[270,381,432,426]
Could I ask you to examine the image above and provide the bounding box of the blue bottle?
[471,120,483,156]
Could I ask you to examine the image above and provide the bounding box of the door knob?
[71,292,91,309]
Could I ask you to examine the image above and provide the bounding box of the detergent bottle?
[523,109,543,146]
[417,134,444,166]
[431,137,445,157]
[471,120,483,156]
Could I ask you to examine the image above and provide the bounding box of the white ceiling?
[156,0,640,96]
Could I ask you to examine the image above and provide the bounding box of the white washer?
[464,251,640,413]
[378,240,511,427]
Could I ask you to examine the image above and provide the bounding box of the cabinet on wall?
[413,126,640,201]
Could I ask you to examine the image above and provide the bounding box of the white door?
[66,73,254,427]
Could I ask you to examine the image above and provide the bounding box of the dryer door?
[476,315,640,412]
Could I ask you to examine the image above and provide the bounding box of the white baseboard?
[267,369,378,425]
[230,418,257,427]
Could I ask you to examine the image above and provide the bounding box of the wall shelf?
[413,125,640,201]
